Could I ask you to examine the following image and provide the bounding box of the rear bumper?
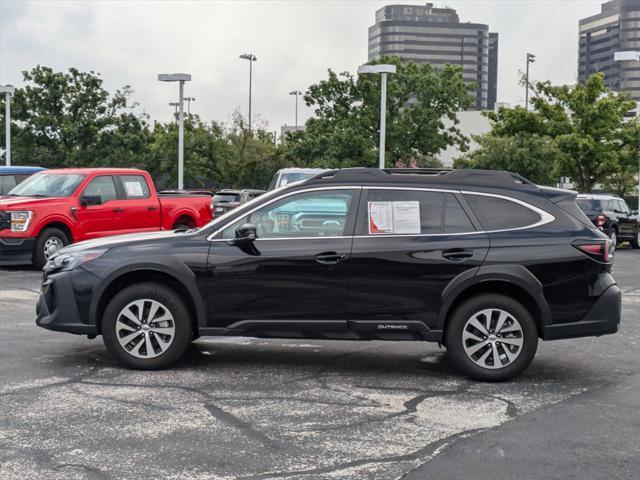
[0,237,35,265]
[36,271,97,335]
[542,284,621,340]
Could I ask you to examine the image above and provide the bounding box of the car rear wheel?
[33,227,70,270]
[445,294,538,381]
[102,283,192,369]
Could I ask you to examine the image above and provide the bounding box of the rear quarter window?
[463,194,542,231]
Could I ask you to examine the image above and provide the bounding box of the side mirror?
[80,195,102,206]
[235,223,257,243]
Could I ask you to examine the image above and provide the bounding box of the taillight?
[573,240,612,262]
[595,214,606,227]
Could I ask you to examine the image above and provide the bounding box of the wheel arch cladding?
[91,261,206,334]
[39,221,73,243]
[438,264,552,337]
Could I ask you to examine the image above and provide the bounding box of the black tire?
[102,283,192,369]
[445,294,538,382]
[172,223,190,230]
[631,230,640,249]
[33,227,70,270]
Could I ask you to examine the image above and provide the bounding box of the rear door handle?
[442,249,474,261]
[113,207,125,213]
[315,252,348,265]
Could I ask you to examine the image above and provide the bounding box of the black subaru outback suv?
[36,169,621,381]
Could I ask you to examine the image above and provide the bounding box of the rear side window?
[444,193,474,233]
[365,189,444,234]
[463,194,541,231]
[120,175,150,199]
[0,175,17,195]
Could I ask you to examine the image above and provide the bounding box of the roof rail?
[383,168,453,175]
[306,167,538,191]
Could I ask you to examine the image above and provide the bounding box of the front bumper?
[0,237,35,265]
[542,283,621,340]
[36,270,98,335]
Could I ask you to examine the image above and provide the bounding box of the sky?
[0,0,604,136]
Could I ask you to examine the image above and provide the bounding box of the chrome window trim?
[206,184,555,241]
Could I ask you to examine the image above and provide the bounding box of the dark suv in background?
[577,193,639,249]
[36,169,621,381]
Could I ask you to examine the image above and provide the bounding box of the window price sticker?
[124,181,144,197]
[368,201,420,234]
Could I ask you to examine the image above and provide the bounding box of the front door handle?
[147,205,158,211]
[113,207,125,213]
[315,252,348,265]
[442,249,474,261]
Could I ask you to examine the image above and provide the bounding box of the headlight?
[45,249,108,273]
[10,211,33,232]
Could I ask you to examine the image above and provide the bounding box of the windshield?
[576,198,605,211]
[8,173,85,198]
[214,193,241,203]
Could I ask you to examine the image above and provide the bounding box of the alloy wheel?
[462,308,524,370]
[115,299,176,359]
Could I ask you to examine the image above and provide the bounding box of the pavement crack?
[204,403,281,451]
[239,427,488,479]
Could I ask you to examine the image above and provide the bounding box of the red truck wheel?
[33,228,70,270]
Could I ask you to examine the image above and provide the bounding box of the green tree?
[3,66,151,168]
[455,107,561,185]
[457,74,638,191]
[532,74,636,192]
[284,56,473,168]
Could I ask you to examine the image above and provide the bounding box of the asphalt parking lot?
[0,249,639,480]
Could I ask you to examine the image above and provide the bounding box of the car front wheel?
[102,283,192,369]
[445,294,538,381]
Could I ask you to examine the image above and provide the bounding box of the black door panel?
[348,234,489,327]
[206,238,352,325]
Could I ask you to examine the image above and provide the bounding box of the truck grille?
[0,210,9,231]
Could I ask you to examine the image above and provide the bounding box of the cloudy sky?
[0,0,603,134]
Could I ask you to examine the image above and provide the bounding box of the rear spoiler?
[538,186,577,204]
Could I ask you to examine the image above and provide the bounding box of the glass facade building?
[579,0,640,102]
[368,3,498,110]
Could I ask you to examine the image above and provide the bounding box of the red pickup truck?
[0,168,214,268]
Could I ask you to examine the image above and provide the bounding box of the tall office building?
[579,0,640,102]
[368,3,498,110]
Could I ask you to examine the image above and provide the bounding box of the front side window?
[83,176,118,203]
[8,173,85,198]
[222,189,354,239]
[463,194,542,231]
[120,175,150,199]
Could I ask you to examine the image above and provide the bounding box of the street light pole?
[0,85,15,166]
[169,102,179,120]
[184,97,195,115]
[357,64,396,169]
[158,73,192,190]
[614,50,640,212]
[525,53,536,110]
[239,53,257,131]
[289,90,301,129]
